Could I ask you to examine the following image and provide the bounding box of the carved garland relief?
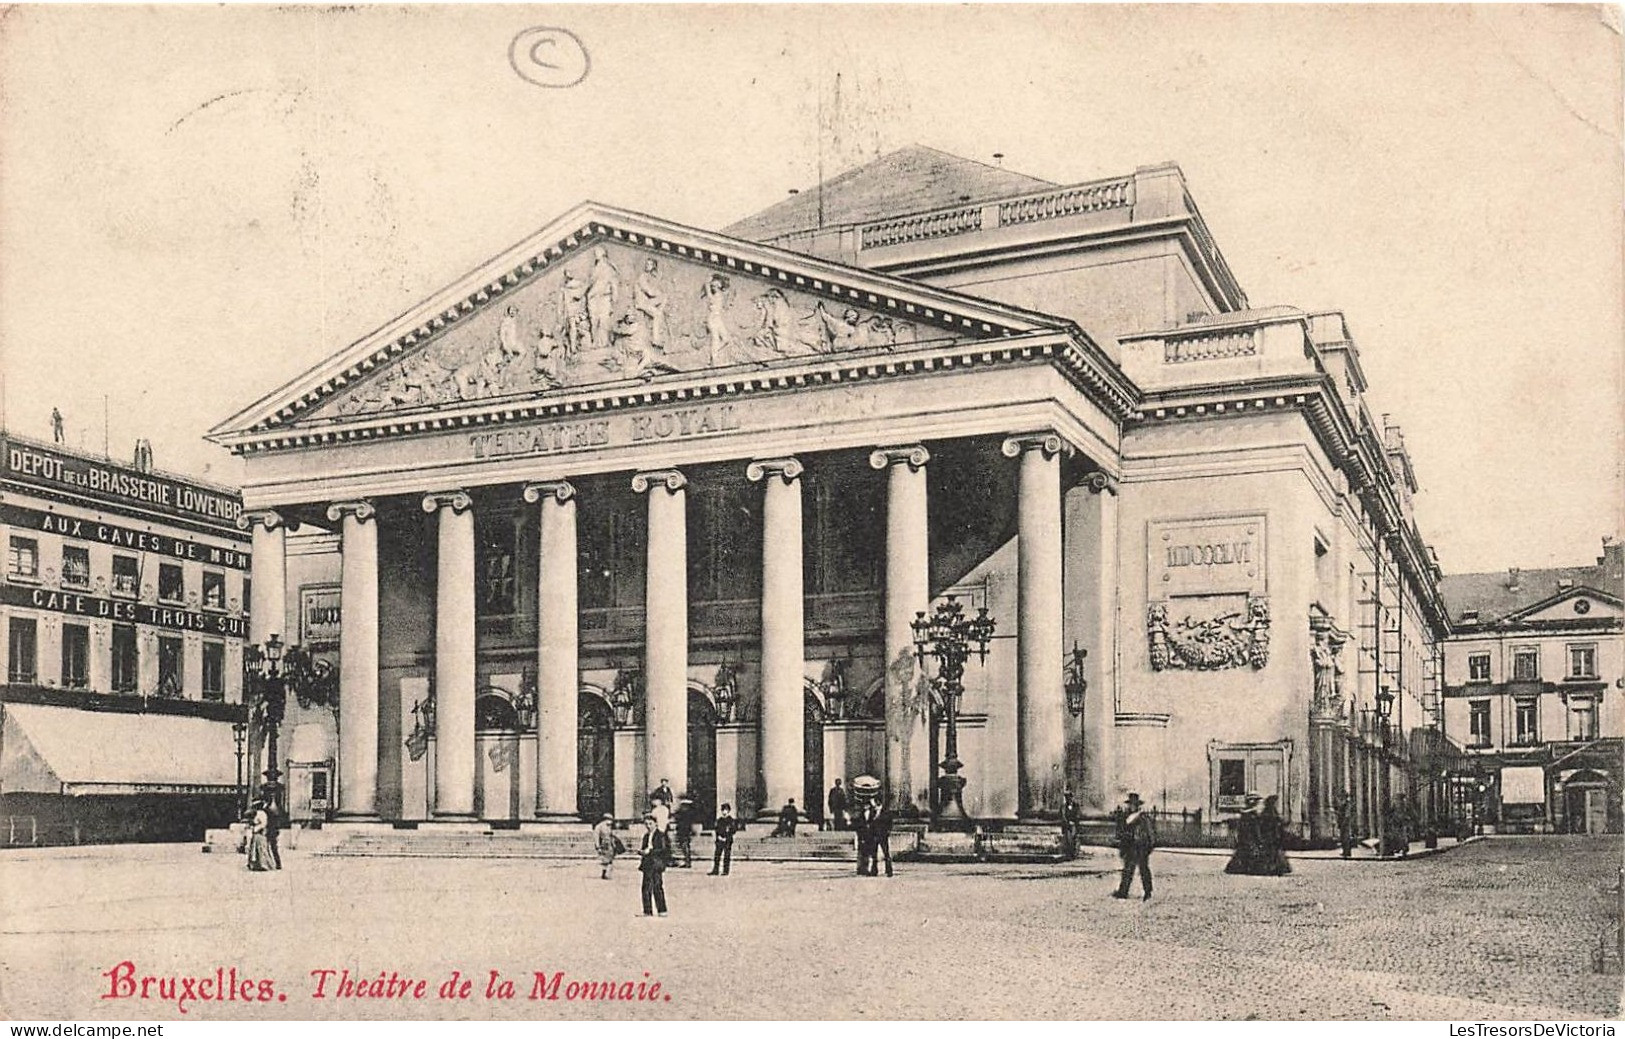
[324,240,938,419]
[1147,596,1271,672]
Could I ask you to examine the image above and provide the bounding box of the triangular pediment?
[1512,587,1622,625]
[210,203,1080,439]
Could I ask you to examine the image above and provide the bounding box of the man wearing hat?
[709,802,742,876]
[593,812,621,880]
[1111,792,1157,900]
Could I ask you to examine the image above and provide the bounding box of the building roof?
[724,145,1055,243]
[1440,542,1624,627]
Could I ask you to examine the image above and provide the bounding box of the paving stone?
[0,835,1617,1020]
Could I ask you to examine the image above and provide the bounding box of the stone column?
[868,445,932,816]
[523,480,580,821]
[1064,470,1119,814]
[239,510,289,644]
[633,469,688,800]
[327,500,379,818]
[422,491,476,819]
[748,457,805,821]
[1003,433,1067,819]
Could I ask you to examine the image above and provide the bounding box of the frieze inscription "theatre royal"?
[469,404,742,460]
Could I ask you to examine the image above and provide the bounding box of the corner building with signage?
[210,148,1451,845]
[0,431,251,843]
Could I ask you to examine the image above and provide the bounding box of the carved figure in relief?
[635,257,668,347]
[1147,602,1171,671]
[612,312,677,380]
[533,327,565,389]
[750,289,807,358]
[813,301,865,353]
[702,273,735,365]
[560,271,590,355]
[585,246,620,353]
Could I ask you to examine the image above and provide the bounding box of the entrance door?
[577,693,614,821]
[687,690,717,825]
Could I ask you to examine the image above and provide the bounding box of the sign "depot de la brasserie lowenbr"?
[4,439,242,527]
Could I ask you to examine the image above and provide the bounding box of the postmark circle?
[509,27,590,88]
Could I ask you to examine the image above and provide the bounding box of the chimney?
[1507,567,1521,591]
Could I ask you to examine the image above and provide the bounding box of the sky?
[0,4,1619,574]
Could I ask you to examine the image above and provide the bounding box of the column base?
[532,810,588,823]
[432,811,478,822]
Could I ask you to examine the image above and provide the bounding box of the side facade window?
[1467,652,1491,683]
[112,555,140,597]
[1512,647,1540,682]
[111,624,139,693]
[7,616,38,682]
[60,623,89,689]
[1568,644,1597,680]
[202,571,226,611]
[1468,699,1491,746]
[61,545,91,589]
[1513,696,1539,744]
[158,563,185,604]
[201,641,225,701]
[157,636,183,697]
[8,537,39,580]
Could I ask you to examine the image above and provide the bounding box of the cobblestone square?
[1,836,1619,1021]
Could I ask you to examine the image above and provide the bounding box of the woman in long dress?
[246,804,274,872]
[1260,795,1293,875]
[1225,793,1265,874]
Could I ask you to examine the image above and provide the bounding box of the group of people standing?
[1225,793,1292,876]
[243,796,285,873]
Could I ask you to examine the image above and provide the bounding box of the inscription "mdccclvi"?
[1165,541,1253,569]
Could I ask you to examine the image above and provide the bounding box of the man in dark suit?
[1111,792,1156,900]
[638,815,669,917]
[827,779,849,832]
[772,798,800,837]
[709,803,742,876]
[1335,794,1356,859]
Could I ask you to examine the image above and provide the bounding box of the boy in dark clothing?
[638,815,669,916]
[709,803,742,875]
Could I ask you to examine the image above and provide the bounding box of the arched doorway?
[687,689,717,825]
[577,690,615,821]
[475,689,521,821]
[805,687,826,827]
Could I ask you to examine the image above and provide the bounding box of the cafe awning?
[1,703,238,795]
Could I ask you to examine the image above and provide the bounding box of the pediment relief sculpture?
[318,240,948,421]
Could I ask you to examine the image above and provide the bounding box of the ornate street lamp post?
[231,721,248,816]
[911,595,995,827]
[244,634,334,813]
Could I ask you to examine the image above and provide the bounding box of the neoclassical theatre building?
[210,148,1449,840]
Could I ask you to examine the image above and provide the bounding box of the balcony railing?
[854,175,1135,252]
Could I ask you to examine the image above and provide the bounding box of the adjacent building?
[209,146,1451,844]
[0,431,251,843]
[1440,540,1624,834]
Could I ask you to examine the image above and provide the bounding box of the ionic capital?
[522,480,577,505]
[746,457,804,484]
[325,500,377,524]
[868,445,930,472]
[237,508,288,534]
[631,469,687,495]
[421,490,474,515]
[1000,431,1068,460]
[1079,471,1119,496]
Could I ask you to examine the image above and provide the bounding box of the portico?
[209,205,1132,829]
